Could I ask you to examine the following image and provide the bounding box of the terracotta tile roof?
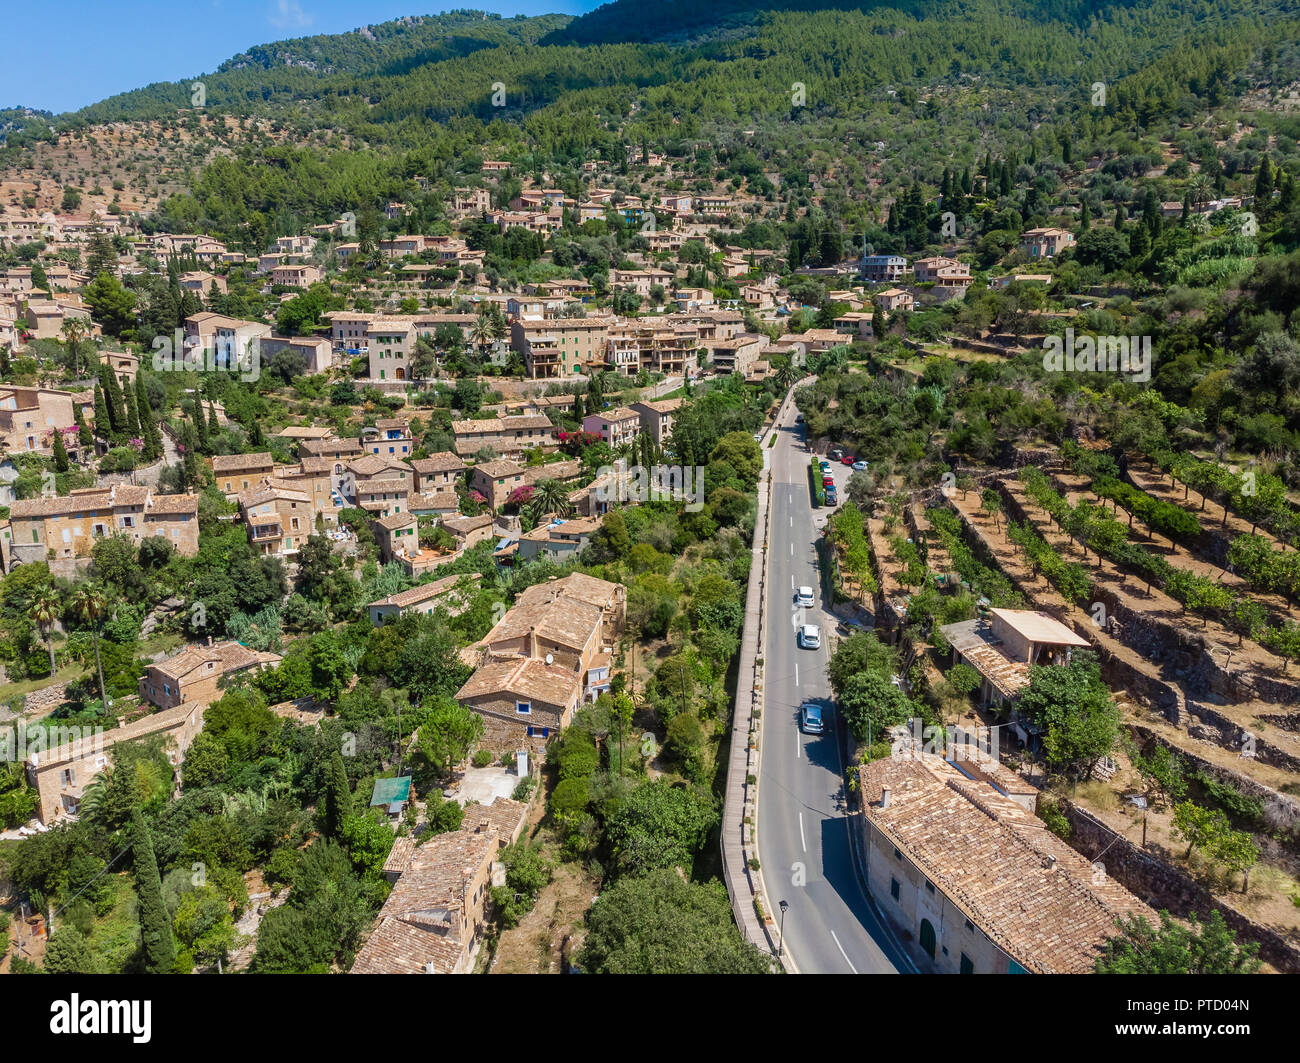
[369,572,482,611]
[149,640,281,683]
[452,414,553,434]
[410,452,466,474]
[860,754,1155,974]
[145,493,199,516]
[407,491,459,512]
[347,455,411,478]
[349,827,498,975]
[212,452,274,473]
[301,436,363,457]
[456,655,582,708]
[375,511,418,531]
[442,514,493,537]
[474,459,525,480]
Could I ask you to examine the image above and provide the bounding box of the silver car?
[798,624,821,650]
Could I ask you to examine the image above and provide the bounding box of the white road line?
[795,663,799,686]
[790,543,793,556]
[795,730,800,759]
[799,812,807,852]
[830,931,858,974]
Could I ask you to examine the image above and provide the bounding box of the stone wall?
[1060,801,1300,973]
[1132,724,1300,835]
[21,682,70,718]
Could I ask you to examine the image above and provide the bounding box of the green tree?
[73,585,109,708]
[1016,656,1119,779]
[131,809,176,974]
[43,926,96,974]
[578,870,770,974]
[416,699,484,778]
[322,750,352,840]
[1096,910,1261,974]
[605,780,717,876]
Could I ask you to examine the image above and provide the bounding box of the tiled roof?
[860,754,1154,974]
[456,655,583,709]
[212,452,274,473]
[369,572,481,611]
[349,826,498,975]
[410,452,466,474]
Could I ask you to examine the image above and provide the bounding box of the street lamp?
[778,899,789,958]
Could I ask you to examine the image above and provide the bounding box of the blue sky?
[2,1,602,114]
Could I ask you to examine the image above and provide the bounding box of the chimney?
[881,786,892,809]
[476,819,490,833]
[1046,855,1058,871]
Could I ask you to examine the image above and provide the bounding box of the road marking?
[830,931,858,974]
[790,543,793,556]
[795,663,799,686]
[795,730,800,759]
[799,812,807,852]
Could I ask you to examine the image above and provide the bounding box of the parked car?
[822,476,835,488]
[819,460,832,472]
[841,455,855,465]
[800,701,824,735]
[825,487,838,504]
[852,460,869,471]
[797,624,821,649]
[795,414,804,424]
[829,447,844,460]
[753,433,763,442]
[795,585,815,607]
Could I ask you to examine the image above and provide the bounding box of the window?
[893,847,902,861]
[890,877,900,901]
[960,953,974,974]
[516,701,531,715]
[925,880,935,895]
[964,918,974,933]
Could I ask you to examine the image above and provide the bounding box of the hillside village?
[0,1,1297,986]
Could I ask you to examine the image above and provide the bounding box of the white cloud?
[269,0,313,30]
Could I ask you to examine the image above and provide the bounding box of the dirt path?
[489,858,597,974]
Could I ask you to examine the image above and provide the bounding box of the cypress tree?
[323,751,351,839]
[573,392,584,422]
[207,402,220,439]
[192,399,208,453]
[131,810,176,974]
[74,402,93,448]
[1080,200,1091,231]
[123,381,141,439]
[1255,156,1273,206]
[52,430,70,473]
[92,383,110,439]
[135,373,159,459]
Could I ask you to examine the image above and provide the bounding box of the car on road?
[852,460,869,471]
[796,585,815,607]
[797,623,821,649]
[795,414,804,424]
[825,486,838,504]
[799,701,824,734]
[828,447,843,460]
[841,455,855,465]
[753,433,763,442]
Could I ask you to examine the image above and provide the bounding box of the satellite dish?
[545,653,554,665]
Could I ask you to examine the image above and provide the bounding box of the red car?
[841,455,855,466]
[822,475,835,487]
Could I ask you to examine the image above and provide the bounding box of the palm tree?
[30,590,61,678]
[469,311,494,356]
[74,585,109,709]
[60,318,89,378]
[1187,174,1213,207]
[526,478,574,524]
[775,360,798,391]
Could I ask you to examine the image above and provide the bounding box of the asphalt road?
[755,400,911,974]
